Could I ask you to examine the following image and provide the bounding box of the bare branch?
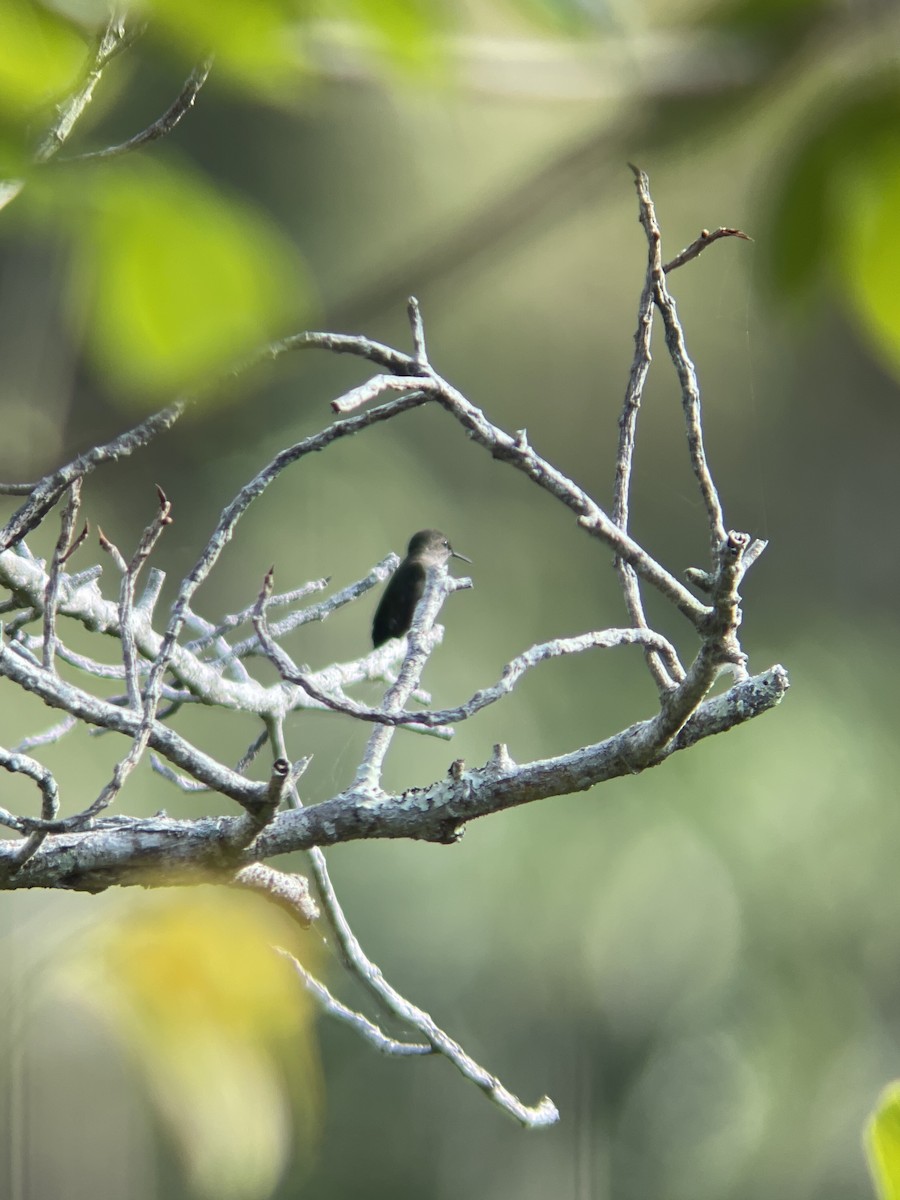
[57,59,214,163]
[0,403,183,551]
[32,13,141,166]
[0,640,270,815]
[265,627,681,730]
[0,667,789,888]
[664,226,753,273]
[12,716,76,753]
[614,190,679,691]
[407,295,429,366]
[0,745,61,871]
[43,479,83,672]
[281,951,432,1056]
[234,864,319,928]
[220,559,390,663]
[630,165,727,552]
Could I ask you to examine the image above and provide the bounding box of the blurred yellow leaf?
[0,0,86,117]
[60,889,322,1200]
[866,1083,900,1200]
[68,157,311,403]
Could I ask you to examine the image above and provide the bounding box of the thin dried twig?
[281,950,432,1056]
[264,712,558,1127]
[663,226,752,273]
[630,165,726,552]
[58,59,213,163]
[613,191,678,690]
[263,626,681,730]
[43,479,84,672]
[0,403,183,551]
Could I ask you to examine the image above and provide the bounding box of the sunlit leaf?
[142,0,308,94]
[68,157,311,403]
[763,75,900,380]
[59,889,322,1200]
[837,134,900,380]
[764,82,900,303]
[340,0,447,73]
[866,1083,900,1200]
[0,0,86,116]
[139,0,454,89]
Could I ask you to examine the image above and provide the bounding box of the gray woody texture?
[0,24,789,1129]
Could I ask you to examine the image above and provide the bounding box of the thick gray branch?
[0,666,788,891]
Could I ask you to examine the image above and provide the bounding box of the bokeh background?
[2,1,900,1198]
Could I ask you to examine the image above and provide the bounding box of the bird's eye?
[442,539,450,548]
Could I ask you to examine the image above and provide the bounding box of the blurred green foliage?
[867,1085,900,1200]
[765,75,900,378]
[67,157,309,401]
[2,1,900,1199]
[0,0,85,117]
[1,0,899,403]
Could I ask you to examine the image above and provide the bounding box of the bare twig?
[43,479,84,672]
[613,187,677,691]
[407,295,429,366]
[262,712,558,1127]
[664,226,752,273]
[353,567,461,793]
[281,951,432,1056]
[12,716,76,753]
[234,864,319,928]
[31,13,140,166]
[630,165,727,552]
[183,576,330,656]
[58,59,214,163]
[0,403,183,551]
[219,560,390,663]
[263,626,681,730]
[119,486,174,710]
[0,746,61,871]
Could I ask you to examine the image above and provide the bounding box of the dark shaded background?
[3,3,900,1198]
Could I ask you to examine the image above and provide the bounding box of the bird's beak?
[451,549,472,563]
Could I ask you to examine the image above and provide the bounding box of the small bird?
[372,529,471,648]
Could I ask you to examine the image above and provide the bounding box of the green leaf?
[0,0,86,116]
[764,80,900,303]
[141,0,453,90]
[68,157,311,403]
[143,0,308,94]
[340,0,448,73]
[837,131,900,380]
[866,1083,900,1200]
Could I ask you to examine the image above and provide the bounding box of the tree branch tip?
[154,484,173,522]
[259,565,276,598]
[684,566,714,593]
[519,1095,561,1128]
[724,529,751,552]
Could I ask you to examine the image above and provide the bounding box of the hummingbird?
[372,529,471,648]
